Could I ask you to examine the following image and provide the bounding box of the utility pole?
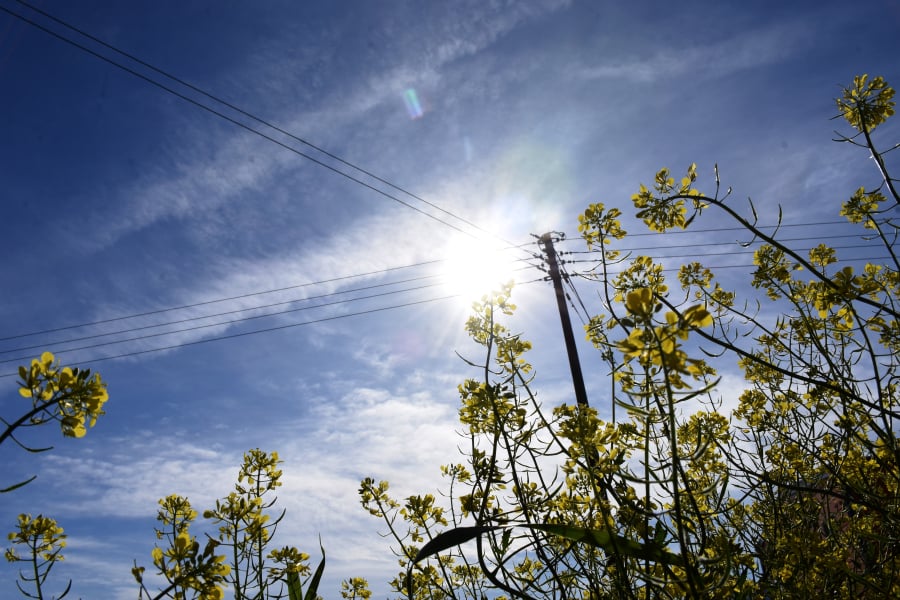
[540,233,590,408]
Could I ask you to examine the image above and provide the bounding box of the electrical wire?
[0,3,486,240]
[0,280,448,366]
[0,257,543,360]
[0,295,458,379]
[563,251,888,266]
[0,3,547,362]
[551,220,861,244]
[0,260,443,342]
[1,219,881,361]
[565,256,892,278]
[537,223,891,317]
[2,1,534,258]
[532,232,592,326]
[10,0,513,247]
[551,222,891,270]
[562,266,593,326]
[563,245,885,264]
[554,224,888,266]
[560,235,870,256]
[1,262,544,364]
[0,275,548,379]
[4,0,893,374]
[0,251,537,344]
[0,273,445,357]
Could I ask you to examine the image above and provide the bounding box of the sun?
[440,236,518,302]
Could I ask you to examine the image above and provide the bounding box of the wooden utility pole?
[540,233,590,408]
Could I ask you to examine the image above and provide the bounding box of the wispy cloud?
[17,376,466,596]
[580,20,815,83]
[68,0,574,252]
[54,207,470,367]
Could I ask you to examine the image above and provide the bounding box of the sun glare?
[441,237,517,302]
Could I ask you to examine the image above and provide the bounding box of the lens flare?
[463,136,473,162]
[403,88,424,119]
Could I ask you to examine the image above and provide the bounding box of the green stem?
[860,107,899,204]
[0,391,78,447]
[31,535,45,600]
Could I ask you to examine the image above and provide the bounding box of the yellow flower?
[625,287,655,319]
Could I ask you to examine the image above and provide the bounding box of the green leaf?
[24,444,54,454]
[409,526,502,598]
[411,522,683,572]
[412,525,500,564]
[500,527,512,553]
[303,540,326,600]
[653,521,667,545]
[529,523,683,566]
[287,571,302,600]
[1,475,37,493]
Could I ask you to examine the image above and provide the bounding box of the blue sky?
[1,1,898,597]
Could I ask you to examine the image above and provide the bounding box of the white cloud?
[9,374,468,595]
[580,20,814,83]
[37,435,236,517]
[72,0,574,252]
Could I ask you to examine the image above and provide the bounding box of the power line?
[0,273,445,357]
[562,245,885,265]
[0,260,443,342]
[566,255,892,277]
[0,251,539,344]
[3,0,889,363]
[0,3,547,363]
[562,249,887,265]
[561,274,589,326]
[0,281,449,366]
[1,262,545,365]
[0,295,459,379]
[1,218,881,354]
[11,0,516,248]
[531,227,891,328]
[0,275,548,379]
[5,4,885,346]
[552,220,862,244]
[0,2,501,241]
[560,235,872,256]
[0,259,542,358]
